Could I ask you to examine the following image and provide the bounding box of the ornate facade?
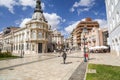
[0,0,52,54]
[51,30,64,51]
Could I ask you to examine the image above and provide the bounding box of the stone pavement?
[1,51,120,80]
[89,53,120,66]
[0,51,87,80]
[69,61,87,80]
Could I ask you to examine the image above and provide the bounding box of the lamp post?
[82,26,88,62]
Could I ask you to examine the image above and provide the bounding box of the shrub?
[0,52,12,58]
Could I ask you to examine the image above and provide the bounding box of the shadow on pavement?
[0,56,56,71]
[61,62,72,64]
[89,58,96,60]
[67,56,84,58]
[65,62,72,64]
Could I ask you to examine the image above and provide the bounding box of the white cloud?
[18,12,64,29]
[64,18,107,37]
[65,18,85,34]
[41,2,45,10]
[94,19,107,28]
[44,13,64,29]
[93,11,98,16]
[62,19,66,22]
[77,7,90,15]
[70,0,95,14]
[70,8,75,12]
[22,6,27,11]
[0,0,45,14]
[65,21,80,33]
[73,0,95,7]
[65,19,107,34]
[19,0,36,8]
[48,4,54,8]
[19,18,31,27]
[0,0,18,13]
[60,30,69,36]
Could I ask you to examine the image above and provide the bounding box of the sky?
[0,0,107,37]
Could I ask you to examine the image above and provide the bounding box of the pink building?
[81,27,108,52]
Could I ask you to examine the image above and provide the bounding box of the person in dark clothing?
[62,51,67,64]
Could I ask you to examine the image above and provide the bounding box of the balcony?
[26,38,48,42]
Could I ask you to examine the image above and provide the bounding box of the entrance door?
[38,43,42,53]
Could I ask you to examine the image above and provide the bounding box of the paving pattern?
[0,52,119,80]
[69,61,87,80]
[0,52,84,80]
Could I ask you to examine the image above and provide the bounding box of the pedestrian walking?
[62,51,67,64]
[86,48,90,60]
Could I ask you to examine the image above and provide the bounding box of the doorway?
[38,43,42,53]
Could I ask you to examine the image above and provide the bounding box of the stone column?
[42,42,45,53]
[44,42,47,53]
[36,42,38,54]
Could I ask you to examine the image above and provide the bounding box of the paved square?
[0,52,83,80]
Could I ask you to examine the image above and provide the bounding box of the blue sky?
[0,0,107,37]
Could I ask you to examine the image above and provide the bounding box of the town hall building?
[0,0,53,54]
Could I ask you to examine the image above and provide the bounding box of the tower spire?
[34,0,43,13]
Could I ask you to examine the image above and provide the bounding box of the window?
[22,44,24,50]
[112,18,115,29]
[111,2,114,12]
[46,33,47,38]
[112,39,114,45]
[19,44,21,50]
[16,45,18,50]
[109,11,111,17]
[38,32,42,38]
[14,45,15,50]
[27,43,29,50]
[32,45,34,51]
[32,30,36,39]
[116,11,119,23]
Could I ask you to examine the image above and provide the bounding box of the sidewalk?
[69,61,87,80]
[0,51,86,80]
[89,53,120,66]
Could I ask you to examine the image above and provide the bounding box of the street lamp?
[82,26,88,62]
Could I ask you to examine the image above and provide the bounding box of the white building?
[65,36,72,49]
[105,0,120,56]
[1,0,52,54]
[51,30,64,50]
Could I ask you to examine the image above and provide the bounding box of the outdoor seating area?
[89,46,110,53]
